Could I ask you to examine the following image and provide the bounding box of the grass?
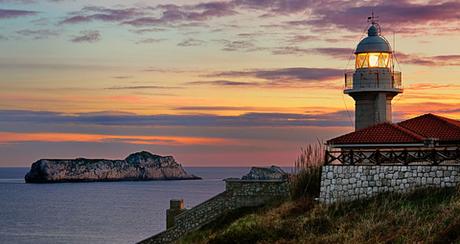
[181,144,460,243]
[181,187,460,244]
[289,143,325,199]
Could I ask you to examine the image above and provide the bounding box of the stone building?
[326,113,460,165]
[319,17,460,203]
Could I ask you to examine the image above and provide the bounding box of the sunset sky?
[1,0,460,166]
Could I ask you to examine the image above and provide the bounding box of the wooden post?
[402,149,408,165]
[350,150,354,165]
[431,149,438,165]
[375,149,380,165]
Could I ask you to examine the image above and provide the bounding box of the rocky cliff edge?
[25,151,201,183]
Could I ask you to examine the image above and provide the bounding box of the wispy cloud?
[70,30,101,43]
[232,0,309,14]
[272,47,354,59]
[174,106,288,112]
[0,132,228,145]
[284,1,460,34]
[199,67,344,88]
[395,102,460,119]
[272,46,460,66]
[0,8,37,19]
[408,83,460,90]
[217,39,265,52]
[214,67,342,82]
[47,0,460,37]
[285,34,320,44]
[105,85,181,90]
[0,0,35,3]
[187,80,259,87]
[136,38,167,44]
[177,38,206,47]
[123,2,236,27]
[16,29,60,39]
[112,76,133,80]
[130,28,167,34]
[60,6,142,25]
[397,53,460,66]
[60,2,236,28]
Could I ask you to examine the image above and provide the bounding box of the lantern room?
[354,25,392,69]
[355,52,392,69]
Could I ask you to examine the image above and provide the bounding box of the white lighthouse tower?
[345,16,403,130]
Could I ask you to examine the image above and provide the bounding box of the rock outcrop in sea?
[242,166,287,180]
[24,151,201,183]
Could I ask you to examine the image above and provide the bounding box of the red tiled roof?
[328,113,460,145]
[328,122,424,145]
[398,113,460,142]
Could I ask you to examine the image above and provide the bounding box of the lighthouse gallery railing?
[344,71,402,90]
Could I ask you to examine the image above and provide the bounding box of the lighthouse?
[345,17,403,130]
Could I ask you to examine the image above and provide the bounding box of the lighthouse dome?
[355,25,391,54]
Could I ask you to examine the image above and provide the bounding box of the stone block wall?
[319,165,460,204]
[139,179,289,244]
[174,192,228,232]
[225,179,289,209]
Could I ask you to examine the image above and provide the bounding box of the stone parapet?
[139,178,289,244]
[319,165,460,204]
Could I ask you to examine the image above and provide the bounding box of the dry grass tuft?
[290,142,325,199]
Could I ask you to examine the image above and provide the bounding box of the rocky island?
[24,151,201,183]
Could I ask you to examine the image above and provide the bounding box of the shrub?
[290,142,325,199]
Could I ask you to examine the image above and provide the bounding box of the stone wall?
[225,179,289,208]
[139,179,289,244]
[320,165,460,204]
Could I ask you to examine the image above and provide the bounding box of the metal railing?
[392,71,402,88]
[325,147,460,166]
[345,71,353,89]
[344,71,402,90]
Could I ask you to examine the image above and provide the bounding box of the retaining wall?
[139,179,289,244]
[319,165,460,204]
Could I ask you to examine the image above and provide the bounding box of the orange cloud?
[0,132,229,146]
[407,83,460,90]
[394,102,460,119]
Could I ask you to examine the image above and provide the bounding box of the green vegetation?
[181,144,460,243]
[180,187,460,243]
[289,143,324,200]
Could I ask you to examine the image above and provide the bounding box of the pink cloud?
[0,132,231,146]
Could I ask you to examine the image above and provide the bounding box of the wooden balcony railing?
[325,147,460,166]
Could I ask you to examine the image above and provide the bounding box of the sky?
[1,0,460,167]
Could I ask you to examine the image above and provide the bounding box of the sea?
[0,167,254,244]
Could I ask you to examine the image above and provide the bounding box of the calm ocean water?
[0,167,251,244]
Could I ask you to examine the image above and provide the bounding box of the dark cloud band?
[0,109,352,127]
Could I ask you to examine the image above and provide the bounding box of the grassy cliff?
[180,187,460,243]
[181,145,460,243]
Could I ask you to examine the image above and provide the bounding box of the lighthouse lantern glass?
[355,52,391,69]
[369,53,379,67]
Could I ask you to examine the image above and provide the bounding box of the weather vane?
[367,11,379,25]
